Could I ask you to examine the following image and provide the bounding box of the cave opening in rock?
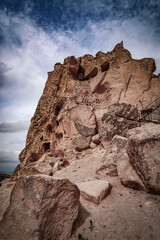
[40,136,43,141]
[55,101,64,116]
[101,61,110,72]
[55,106,62,116]
[55,132,63,140]
[47,124,52,133]
[42,142,50,152]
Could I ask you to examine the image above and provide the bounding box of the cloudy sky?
[0,0,160,173]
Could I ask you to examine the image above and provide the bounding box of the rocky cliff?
[1,42,160,240]
[19,41,160,169]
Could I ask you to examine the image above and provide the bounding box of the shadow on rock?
[72,203,90,235]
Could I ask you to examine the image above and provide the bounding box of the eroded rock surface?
[0,175,80,240]
[127,123,160,193]
[18,41,160,172]
[0,179,16,222]
[1,42,160,240]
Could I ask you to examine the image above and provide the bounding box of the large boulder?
[0,179,16,222]
[117,151,145,190]
[96,135,128,177]
[99,103,140,145]
[73,136,91,152]
[127,123,160,193]
[0,175,80,240]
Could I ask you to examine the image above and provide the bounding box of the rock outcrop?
[127,123,160,193]
[0,175,80,240]
[18,41,160,172]
[97,123,160,194]
[1,42,160,240]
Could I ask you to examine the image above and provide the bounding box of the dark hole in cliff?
[42,142,50,152]
[101,61,109,72]
[55,100,64,116]
[83,76,89,81]
[40,136,43,141]
[47,124,52,133]
[56,121,59,126]
[77,66,85,81]
[55,132,63,140]
[55,105,62,116]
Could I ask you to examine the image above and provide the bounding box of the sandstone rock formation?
[0,179,16,222]
[127,123,160,193]
[18,41,160,173]
[1,42,160,240]
[0,175,80,240]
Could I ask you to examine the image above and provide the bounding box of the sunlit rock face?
[18,41,160,171]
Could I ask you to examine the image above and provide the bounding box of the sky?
[0,0,160,173]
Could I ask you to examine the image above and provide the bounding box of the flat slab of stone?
[76,180,111,204]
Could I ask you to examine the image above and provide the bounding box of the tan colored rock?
[96,135,128,177]
[73,136,91,152]
[99,103,141,144]
[127,123,160,193]
[76,180,111,204]
[0,179,16,222]
[117,151,145,190]
[18,42,160,173]
[96,153,118,177]
[0,175,80,240]
[64,150,77,162]
[74,120,96,137]
[92,134,101,144]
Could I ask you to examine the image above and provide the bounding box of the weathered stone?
[92,134,101,144]
[74,120,96,137]
[21,161,53,176]
[18,42,160,172]
[96,136,128,177]
[76,180,111,204]
[64,150,77,162]
[0,179,16,222]
[99,103,141,143]
[111,135,128,153]
[73,136,91,152]
[117,151,145,190]
[0,175,80,240]
[127,123,160,193]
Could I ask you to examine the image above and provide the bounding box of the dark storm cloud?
[0,63,9,87]
[0,122,28,133]
[0,149,18,163]
[0,149,19,173]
